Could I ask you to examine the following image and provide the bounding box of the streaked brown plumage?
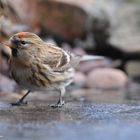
[6,32,103,107]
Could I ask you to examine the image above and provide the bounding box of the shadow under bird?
[3,32,103,108]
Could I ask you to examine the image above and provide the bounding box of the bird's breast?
[10,60,32,88]
[10,59,75,91]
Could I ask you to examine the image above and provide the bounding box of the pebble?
[74,72,86,87]
[86,68,128,89]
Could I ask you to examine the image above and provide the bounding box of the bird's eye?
[20,40,26,45]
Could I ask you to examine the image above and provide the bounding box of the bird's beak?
[0,41,12,49]
[1,40,10,48]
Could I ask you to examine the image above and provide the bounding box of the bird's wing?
[42,43,81,72]
[37,63,74,84]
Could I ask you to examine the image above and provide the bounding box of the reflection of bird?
[5,32,103,108]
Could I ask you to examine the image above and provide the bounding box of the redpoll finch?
[4,32,103,108]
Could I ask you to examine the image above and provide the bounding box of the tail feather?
[80,55,104,62]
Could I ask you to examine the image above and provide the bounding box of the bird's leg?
[11,90,31,106]
[50,88,65,108]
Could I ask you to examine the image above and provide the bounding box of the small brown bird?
[5,32,103,108]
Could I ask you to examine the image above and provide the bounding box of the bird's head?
[6,32,43,57]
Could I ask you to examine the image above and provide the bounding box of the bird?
[4,32,103,108]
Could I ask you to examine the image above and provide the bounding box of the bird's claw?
[49,100,65,108]
[11,101,28,106]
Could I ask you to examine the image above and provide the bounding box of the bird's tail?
[80,55,104,62]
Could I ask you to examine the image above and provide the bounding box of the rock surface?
[0,88,140,140]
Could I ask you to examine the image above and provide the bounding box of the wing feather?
[41,43,81,72]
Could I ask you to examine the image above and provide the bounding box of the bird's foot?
[11,101,28,106]
[49,100,65,108]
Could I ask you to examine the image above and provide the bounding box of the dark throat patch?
[12,48,18,57]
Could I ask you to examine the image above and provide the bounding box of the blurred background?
[1,0,140,101]
[1,1,140,140]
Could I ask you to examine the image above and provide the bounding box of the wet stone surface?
[0,90,140,140]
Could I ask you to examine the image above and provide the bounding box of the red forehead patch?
[16,32,28,38]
